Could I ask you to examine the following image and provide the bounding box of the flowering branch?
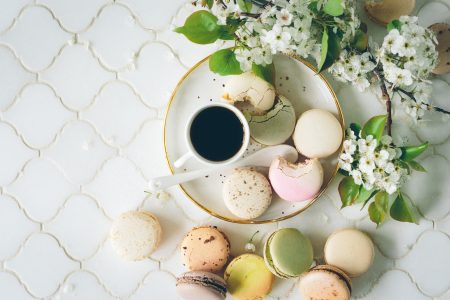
[395,87,450,115]
[374,69,393,135]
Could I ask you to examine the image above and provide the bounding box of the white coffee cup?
[174,102,250,168]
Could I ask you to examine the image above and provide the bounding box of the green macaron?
[264,228,314,278]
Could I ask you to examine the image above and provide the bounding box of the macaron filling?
[177,275,227,297]
[310,265,352,293]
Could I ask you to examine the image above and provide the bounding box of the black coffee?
[190,106,244,162]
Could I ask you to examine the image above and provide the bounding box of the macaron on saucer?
[264,228,314,278]
[324,228,375,277]
[223,168,272,220]
[110,211,162,261]
[176,271,227,300]
[181,226,230,273]
[245,95,296,146]
[269,156,324,202]
[224,254,274,300]
[299,265,351,300]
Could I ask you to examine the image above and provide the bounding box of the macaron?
[224,254,274,300]
[110,211,162,261]
[181,226,230,273]
[430,23,450,75]
[264,228,313,278]
[364,0,415,25]
[223,168,272,219]
[299,265,351,300]
[223,72,275,113]
[176,271,227,300]
[324,228,375,277]
[293,109,343,158]
[268,156,324,202]
[245,95,296,145]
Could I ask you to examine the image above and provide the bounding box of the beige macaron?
[293,109,343,159]
[430,23,450,75]
[223,168,272,219]
[110,211,162,261]
[365,0,415,25]
[324,228,375,277]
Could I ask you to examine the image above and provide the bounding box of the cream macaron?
[223,72,275,113]
[110,211,162,261]
[268,156,324,202]
[223,168,272,219]
[293,109,343,159]
[324,228,375,277]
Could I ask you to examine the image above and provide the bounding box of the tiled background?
[0,0,449,299]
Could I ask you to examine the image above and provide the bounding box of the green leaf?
[209,49,243,76]
[369,191,389,225]
[218,26,237,40]
[390,193,417,223]
[201,0,214,9]
[323,0,344,16]
[237,0,252,12]
[352,29,368,51]
[369,201,385,225]
[338,177,360,208]
[308,1,319,13]
[174,11,221,44]
[349,123,361,137]
[318,28,341,72]
[355,186,375,204]
[400,142,429,162]
[361,115,387,143]
[375,191,389,212]
[387,19,402,32]
[252,63,275,85]
[408,160,427,172]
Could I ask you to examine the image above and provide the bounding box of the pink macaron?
[268,156,324,202]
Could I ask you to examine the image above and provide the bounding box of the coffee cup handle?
[174,151,194,168]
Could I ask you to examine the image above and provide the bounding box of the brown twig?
[241,12,261,18]
[374,69,393,135]
[395,87,450,115]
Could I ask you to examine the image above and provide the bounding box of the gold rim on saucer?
[163,54,345,224]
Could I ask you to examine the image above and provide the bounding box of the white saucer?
[164,54,344,224]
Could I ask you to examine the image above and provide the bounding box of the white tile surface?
[0,1,449,299]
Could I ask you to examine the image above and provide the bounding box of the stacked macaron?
[176,226,276,300]
[176,226,230,300]
[298,228,375,300]
[221,73,344,220]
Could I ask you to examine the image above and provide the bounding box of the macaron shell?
[176,284,224,300]
[224,254,274,300]
[110,211,161,261]
[293,109,343,158]
[245,95,296,145]
[223,168,272,219]
[181,226,230,273]
[264,228,313,278]
[223,72,275,112]
[430,23,450,75]
[299,266,350,300]
[176,271,226,300]
[324,228,374,277]
[269,156,323,202]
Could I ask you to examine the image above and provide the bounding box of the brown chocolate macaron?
[299,265,351,300]
[181,226,230,273]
